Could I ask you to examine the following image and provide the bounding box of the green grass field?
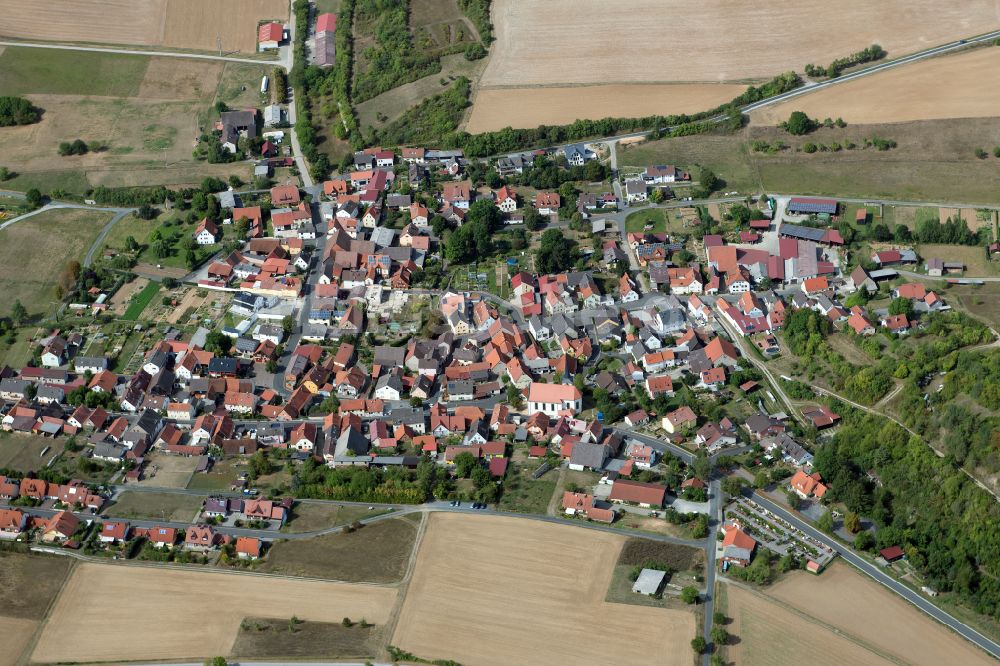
[0,433,58,473]
[106,491,203,522]
[231,618,379,660]
[0,47,149,96]
[621,117,1000,203]
[625,208,667,233]
[121,280,160,320]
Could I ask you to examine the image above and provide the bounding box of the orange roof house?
[236,536,262,559]
[721,521,758,567]
[789,469,828,499]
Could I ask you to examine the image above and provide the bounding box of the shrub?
[783,110,816,135]
[975,148,988,159]
[802,142,817,154]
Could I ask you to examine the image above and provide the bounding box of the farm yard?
[483,0,997,87]
[0,0,288,54]
[30,562,397,663]
[464,83,744,133]
[751,47,1000,126]
[765,562,999,666]
[0,47,268,193]
[390,513,695,666]
[0,208,112,318]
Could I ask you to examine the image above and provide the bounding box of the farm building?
[258,23,284,51]
[779,223,844,246]
[313,13,337,66]
[632,568,667,596]
[787,197,837,215]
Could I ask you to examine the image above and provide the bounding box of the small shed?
[632,568,667,596]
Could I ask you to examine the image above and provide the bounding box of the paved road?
[84,209,135,267]
[0,201,133,232]
[749,490,1000,661]
[701,475,723,664]
[0,40,276,65]
[897,268,1000,283]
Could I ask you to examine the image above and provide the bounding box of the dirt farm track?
[0,0,288,54]
[391,513,694,666]
[31,562,398,663]
[482,0,1000,86]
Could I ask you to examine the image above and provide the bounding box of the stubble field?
[752,47,1000,126]
[464,84,744,133]
[391,513,695,666]
[483,0,999,86]
[0,0,288,53]
[725,583,894,666]
[768,562,997,666]
[31,562,398,663]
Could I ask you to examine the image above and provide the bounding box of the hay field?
[769,562,996,666]
[484,0,999,86]
[392,513,694,666]
[465,84,745,133]
[725,583,894,666]
[752,47,1000,126]
[32,562,398,663]
[0,0,287,53]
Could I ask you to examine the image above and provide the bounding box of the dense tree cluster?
[0,96,40,126]
[814,409,1000,617]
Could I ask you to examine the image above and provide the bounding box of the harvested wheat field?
[0,0,287,53]
[392,513,694,666]
[768,562,996,666]
[32,562,397,663]
[484,0,1000,87]
[753,47,1000,126]
[465,83,745,132]
[0,616,38,666]
[725,583,894,666]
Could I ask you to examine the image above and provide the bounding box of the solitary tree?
[844,511,861,534]
[681,586,700,604]
[817,508,834,533]
[11,300,27,326]
[691,636,707,654]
